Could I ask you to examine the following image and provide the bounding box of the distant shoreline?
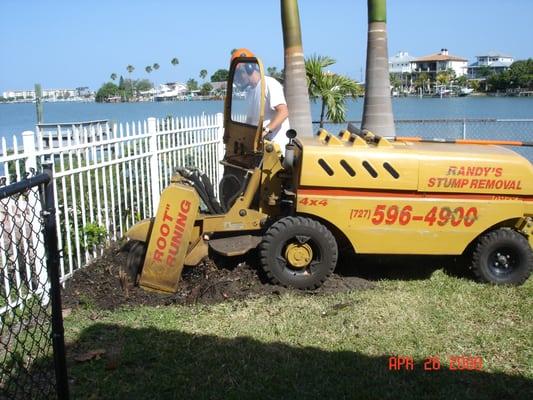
[3,92,533,106]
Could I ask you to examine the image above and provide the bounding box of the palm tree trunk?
[281,0,313,136]
[361,0,396,137]
[320,99,326,128]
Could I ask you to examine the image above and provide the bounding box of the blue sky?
[1,0,532,93]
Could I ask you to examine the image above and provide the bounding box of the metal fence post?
[216,112,225,183]
[42,164,70,400]
[148,117,160,216]
[462,118,467,139]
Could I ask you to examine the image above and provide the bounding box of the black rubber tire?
[259,216,338,289]
[471,228,532,285]
[124,240,147,286]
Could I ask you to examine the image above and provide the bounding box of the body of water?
[1,97,533,145]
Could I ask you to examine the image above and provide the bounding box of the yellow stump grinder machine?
[124,2,533,293]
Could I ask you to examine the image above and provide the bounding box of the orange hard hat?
[231,48,254,63]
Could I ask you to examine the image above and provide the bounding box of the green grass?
[63,270,532,399]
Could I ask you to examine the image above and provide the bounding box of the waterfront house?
[2,88,80,101]
[389,51,417,94]
[154,82,187,101]
[467,51,514,78]
[389,51,416,74]
[210,81,227,97]
[411,49,468,79]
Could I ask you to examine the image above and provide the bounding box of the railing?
[314,119,533,161]
[0,113,225,287]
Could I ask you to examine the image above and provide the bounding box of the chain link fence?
[313,119,533,162]
[0,169,68,400]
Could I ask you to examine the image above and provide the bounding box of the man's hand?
[262,126,274,140]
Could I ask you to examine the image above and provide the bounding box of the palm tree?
[145,66,153,74]
[455,75,468,89]
[414,72,430,94]
[361,0,395,136]
[152,63,160,71]
[281,0,313,136]
[306,55,362,128]
[171,58,179,67]
[110,73,117,81]
[126,65,135,100]
[478,65,493,91]
[436,72,450,86]
[200,69,208,80]
[389,73,402,94]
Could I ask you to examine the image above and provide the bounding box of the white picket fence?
[0,113,225,315]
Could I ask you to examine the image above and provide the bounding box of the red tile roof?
[414,53,467,62]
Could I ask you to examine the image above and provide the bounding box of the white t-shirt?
[245,76,290,149]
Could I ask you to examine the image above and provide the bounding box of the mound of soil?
[62,245,374,310]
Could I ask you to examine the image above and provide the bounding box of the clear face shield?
[233,62,259,91]
[231,61,262,127]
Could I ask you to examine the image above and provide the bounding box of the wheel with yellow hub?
[259,216,338,289]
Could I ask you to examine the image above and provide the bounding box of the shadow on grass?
[229,249,471,286]
[335,253,473,282]
[61,323,531,400]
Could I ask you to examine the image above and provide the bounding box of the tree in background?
[151,63,160,95]
[136,79,153,92]
[110,73,117,81]
[200,82,213,96]
[171,58,179,68]
[126,65,135,100]
[414,72,430,94]
[305,55,362,128]
[486,59,533,92]
[477,65,493,91]
[118,76,135,100]
[98,78,153,101]
[145,66,153,74]
[187,79,199,92]
[436,72,450,86]
[508,59,533,89]
[210,69,229,82]
[200,69,208,80]
[487,70,510,92]
[436,68,456,87]
[455,75,468,88]
[361,0,395,136]
[469,79,481,92]
[389,73,401,94]
[95,82,120,102]
[267,66,284,83]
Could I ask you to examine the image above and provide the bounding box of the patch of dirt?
[62,245,374,310]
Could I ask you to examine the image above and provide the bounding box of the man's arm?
[263,103,289,136]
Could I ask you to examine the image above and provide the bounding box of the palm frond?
[304,54,361,125]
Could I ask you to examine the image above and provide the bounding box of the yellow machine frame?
[126,56,533,293]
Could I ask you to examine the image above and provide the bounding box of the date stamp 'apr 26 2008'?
[388,356,483,371]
